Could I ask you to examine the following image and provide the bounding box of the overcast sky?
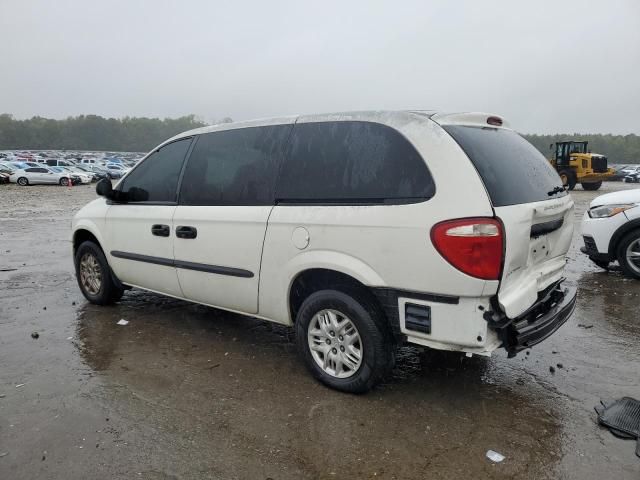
[1,0,639,134]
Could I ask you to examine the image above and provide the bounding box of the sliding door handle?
[151,224,170,237]
[176,225,197,239]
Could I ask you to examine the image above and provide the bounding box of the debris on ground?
[595,397,640,458]
[577,324,594,329]
[117,319,129,326]
[549,366,556,374]
[557,363,564,369]
[0,452,8,458]
[15,384,25,388]
[0,268,17,272]
[31,332,39,339]
[486,450,505,463]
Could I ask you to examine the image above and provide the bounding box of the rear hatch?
[436,115,574,318]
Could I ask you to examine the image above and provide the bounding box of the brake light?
[431,218,504,280]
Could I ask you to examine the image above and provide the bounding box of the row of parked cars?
[0,151,142,186]
[619,165,640,183]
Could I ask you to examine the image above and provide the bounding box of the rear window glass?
[444,125,566,207]
[276,121,434,203]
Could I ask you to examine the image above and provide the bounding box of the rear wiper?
[547,186,566,196]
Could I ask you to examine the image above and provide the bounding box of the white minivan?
[72,111,576,392]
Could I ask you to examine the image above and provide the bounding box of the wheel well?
[608,221,640,257]
[289,268,380,323]
[73,229,100,255]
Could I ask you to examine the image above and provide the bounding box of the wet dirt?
[1,182,639,479]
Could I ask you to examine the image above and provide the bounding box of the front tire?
[74,241,124,304]
[582,181,602,191]
[559,170,577,191]
[617,230,640,280]
[295,289,394,393]
[17,177,29,186]
[59,177,69,186]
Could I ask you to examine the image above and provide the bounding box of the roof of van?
[164,110,510,145]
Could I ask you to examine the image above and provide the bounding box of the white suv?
[72,111,576,392]
[581,189,640,278]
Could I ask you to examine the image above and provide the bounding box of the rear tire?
[17,177,28,186]
[74,241,125,304]
[617,230,640,280]
[582,181,602,191]
[295,289,394,393]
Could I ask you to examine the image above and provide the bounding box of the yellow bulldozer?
[549,141,614,191]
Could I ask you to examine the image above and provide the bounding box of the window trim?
[273,120,436,206]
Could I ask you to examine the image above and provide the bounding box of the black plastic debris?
[595,397,640,458]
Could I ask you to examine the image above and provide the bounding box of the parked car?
[0,161,16,173]
[8,161,37,170]
[581,189,640,278]
[623,168,640,183]
[45,159,77,168]
[73,165,103,181]
[81,164,112,180]
[0,161,12,184]
[72,111,576,392]
[10,166,78,186]
[609,165,630,181]
[52,166,92,184]
[103,164,127,178]
[621,165,640,174]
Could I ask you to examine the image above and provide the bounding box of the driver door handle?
[176,226,197,239]
[151,224,170,237]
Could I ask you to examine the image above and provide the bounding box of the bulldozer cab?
[554,141,588,167]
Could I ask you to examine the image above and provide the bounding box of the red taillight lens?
[430,218,504,280]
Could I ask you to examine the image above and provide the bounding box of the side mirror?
[96,178,113,198]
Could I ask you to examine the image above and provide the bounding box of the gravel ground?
[0,181,639,479]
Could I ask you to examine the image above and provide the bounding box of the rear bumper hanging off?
[484,279,577,357]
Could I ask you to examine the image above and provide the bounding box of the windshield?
[444,125,567,207]
[569,143,587,154]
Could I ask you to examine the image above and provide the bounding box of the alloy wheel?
[79,252,102,295]
[625,238,640,275]
[307,309,363,378]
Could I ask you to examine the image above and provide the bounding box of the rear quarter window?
[443,125,566,207]
[276,121,435,203]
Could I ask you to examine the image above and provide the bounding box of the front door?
[173,123,293,314]
[105,137,193,297]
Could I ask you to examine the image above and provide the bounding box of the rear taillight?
[430,218,504,280]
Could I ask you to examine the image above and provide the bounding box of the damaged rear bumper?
[484,280,577,357]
